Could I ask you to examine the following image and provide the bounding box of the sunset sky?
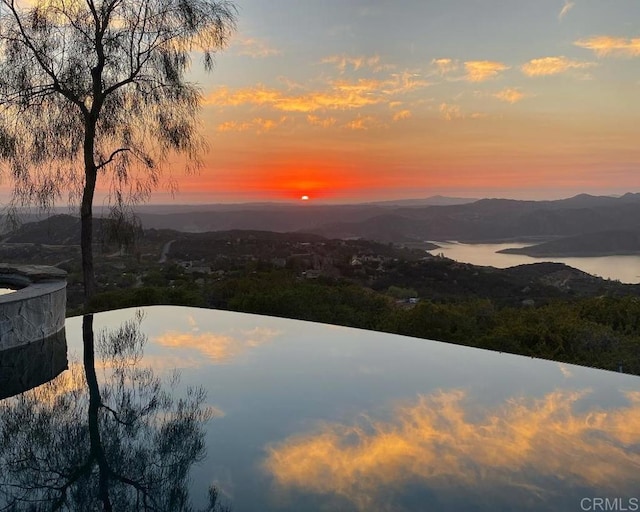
[3,0,640,205]
[168,0,639,203]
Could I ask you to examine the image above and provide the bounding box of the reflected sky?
[265,390,640,511]
[4,306,639,511]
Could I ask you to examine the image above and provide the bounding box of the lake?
[430,241,640,283]
[1,305,639,511]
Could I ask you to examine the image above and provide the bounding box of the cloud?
[207,72,428,114]
[493,88,526,104]
[392,109,412,121]
[431,58,458,76]
[439,103,463,121]
[217,117,286,133]
[558,0,575,20]
[575,36,640,57]
[521,56,595,76]
[232,37,281,58]
[306,115,337,128]
[344,115,380,130]
[206,83,380,112]
[264,390,640,511]
[321,54,392,73]
[464,61,509,82]
[382,71,430,94]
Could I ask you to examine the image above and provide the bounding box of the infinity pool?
[1,306,638,511]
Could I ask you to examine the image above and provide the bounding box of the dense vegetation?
[85,267,640,376]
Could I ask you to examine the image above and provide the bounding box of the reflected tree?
[0,312,229,511]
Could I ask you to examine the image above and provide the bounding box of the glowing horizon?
[188,1,640,203]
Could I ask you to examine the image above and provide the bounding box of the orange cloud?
[321,54,391,73]
[207,72,428,115]
[382,70,429,94]
[217,117,286,133]
[464,60,509,82]
[521,56,595,76]
[493,87,526,104]
[232,37,281,58]
[206,85,281,107]
[306,114,337,128]
[264,390,640,511]
[207,81,382,112]
[392,109,412,121]
[344,115,380,130]
[431,57,458,75]
[575,36,640,57]
[439,103,463,121]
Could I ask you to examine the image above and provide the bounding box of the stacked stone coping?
[0,264,67,350]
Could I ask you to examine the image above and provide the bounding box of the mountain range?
[4,193,640,256]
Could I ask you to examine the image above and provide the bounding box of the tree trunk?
[82,118,98,308]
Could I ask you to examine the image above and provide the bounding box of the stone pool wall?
[0,264,67,350]
[0,329,67,399]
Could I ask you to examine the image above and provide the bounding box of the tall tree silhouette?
[0,0,236,306]
[0,312,228,511]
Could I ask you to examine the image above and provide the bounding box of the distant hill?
[136,204,389,233]
[0,214,120,245]
[5,193,640,252]
[1,215,82,244]
[307,194,640,243]
[363,195,478,207]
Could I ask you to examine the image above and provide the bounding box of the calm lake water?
[430,241,640,284]
[2,305,639,511]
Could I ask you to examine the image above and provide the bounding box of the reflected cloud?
[521,56,595,76]
[17,361,86,406]
[575,36,640,57]
[265,389,640,510]
[558,363,574,378]
[155,327,280,364]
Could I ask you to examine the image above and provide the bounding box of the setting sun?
[301,195,309,201]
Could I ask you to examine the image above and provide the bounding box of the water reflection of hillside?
[0,312,228,511]
[265,389,640,511]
